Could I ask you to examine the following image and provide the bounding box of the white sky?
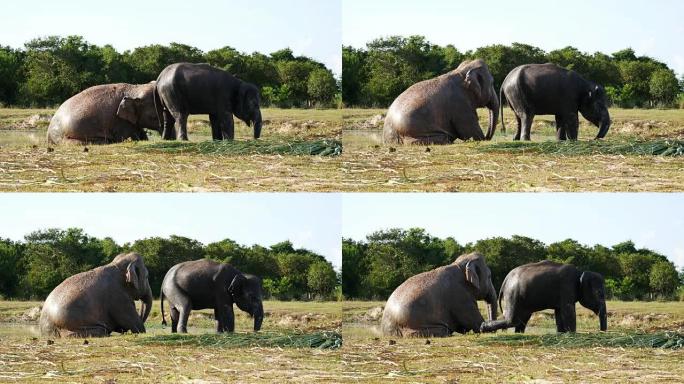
[1,0,342,75]
[343,193,684,269]
[344,0,684,76]
[0,193,342,269]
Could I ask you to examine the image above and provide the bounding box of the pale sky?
[1,0,342,75]
[343,0,684,76]
[343,193,684,269]
[0,193,342,269]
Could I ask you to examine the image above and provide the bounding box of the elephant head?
[234,82,263,139]
[228,273,264,331]
[460,59,499,140]
[457,252,498,321]
[111,252,153,323]
[579,85,611,139]
[579,271,607,331]
[116,82,162,133]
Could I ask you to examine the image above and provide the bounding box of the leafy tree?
[649,68,680,106]
[0,238,24,298]
[307,67,337,106]
[307,261,337,299]
[342,46,367,106]
[0,46,24,105]
[649,260,679,298]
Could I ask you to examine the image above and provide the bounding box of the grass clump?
[478,139,684,157]
[135,139,342,156]
[135,330,342,349]
[477,331,684,349]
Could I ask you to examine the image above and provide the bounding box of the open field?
[342,300,684,382]
[0,108,343,192]
[0,300,342,383]
[342,108,684,191]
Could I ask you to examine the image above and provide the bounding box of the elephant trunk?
[595,109,611,139]
[253,302,264,332]
[485,85,499,140]
[253,110,262,139]
[486,280,498,321]
[139,279,153,323]
[598,301,607,331]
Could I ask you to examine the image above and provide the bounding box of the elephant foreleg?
[223,304,235,333]
[567,114,579,141]
[209,114,221,140]
[222,113,235,140]
[111,304,146,334]
[556,304,576,333]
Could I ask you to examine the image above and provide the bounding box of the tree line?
[0,35,340,108]
[342,228,683,301]
[0,228,340,301]
[343,35,684,108]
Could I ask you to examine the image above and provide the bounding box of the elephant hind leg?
[520,113,534,141]
[172,112,189,141]
[170,307,180,333]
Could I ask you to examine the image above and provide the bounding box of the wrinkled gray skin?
[47,82,160,145]
[481,260,607,333]
[383,59,499,145]
[39,253,153,337]
[160,259,264,333]
[499,63,611,141]
[381,252,498,337]
[156,63,262,141]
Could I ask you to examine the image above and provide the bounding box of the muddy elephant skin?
[47,82,161,145]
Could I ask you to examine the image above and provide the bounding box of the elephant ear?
[464,69,484,104]
[116,96,138,125]
[126,262,141,291]
[464,260,480,291]
[228,274,246,294]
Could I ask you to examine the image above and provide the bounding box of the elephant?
[39,252,153,338]
[160,259,264,333]
[155,62,262,141]
[383,59,499,145]
[499,63,611,141]
[381,252,498,337]
[47,82,161,145]
[481,260,607,333]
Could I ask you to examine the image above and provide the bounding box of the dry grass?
[343,108,684,191]
[341,300,684,382]
[0,300,342,383]
[0,108,343,192]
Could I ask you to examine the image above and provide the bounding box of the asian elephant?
[39,252,153,337]
[383,59,499,145]
[47,82,161,145]
[499,63,611,141]
[481,260,607,333]
[155,62,262,141]
[381,252,498,337]
[160,259,264,333]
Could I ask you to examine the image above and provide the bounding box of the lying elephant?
[381,252,498,337]
[39,252,153,337]
[160,259,264,333]
[481,260,607,333]
[47,82,160,145]
[383,59,499,144]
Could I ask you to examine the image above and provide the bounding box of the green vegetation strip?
[135,331,342,349]
[135,139,342,156]
[477,331,684,349]
[479,140,684,156]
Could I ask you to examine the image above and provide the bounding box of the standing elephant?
[39,252,153,337]
[381,252,498,337]
[499,63,611,141]
[155,63,262,141]
[47,82,161,145]
[383,59,499,145]
[160,259,264,333]
[481,260,607,333]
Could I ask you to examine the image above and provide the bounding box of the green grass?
[136,331,342,349]
[476,331,684,349]
[342,107,684,191]
[136,138,342,156]
[0,107,343,191]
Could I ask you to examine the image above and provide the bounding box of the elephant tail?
[499,85,506,134]
[160,290,167,326]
